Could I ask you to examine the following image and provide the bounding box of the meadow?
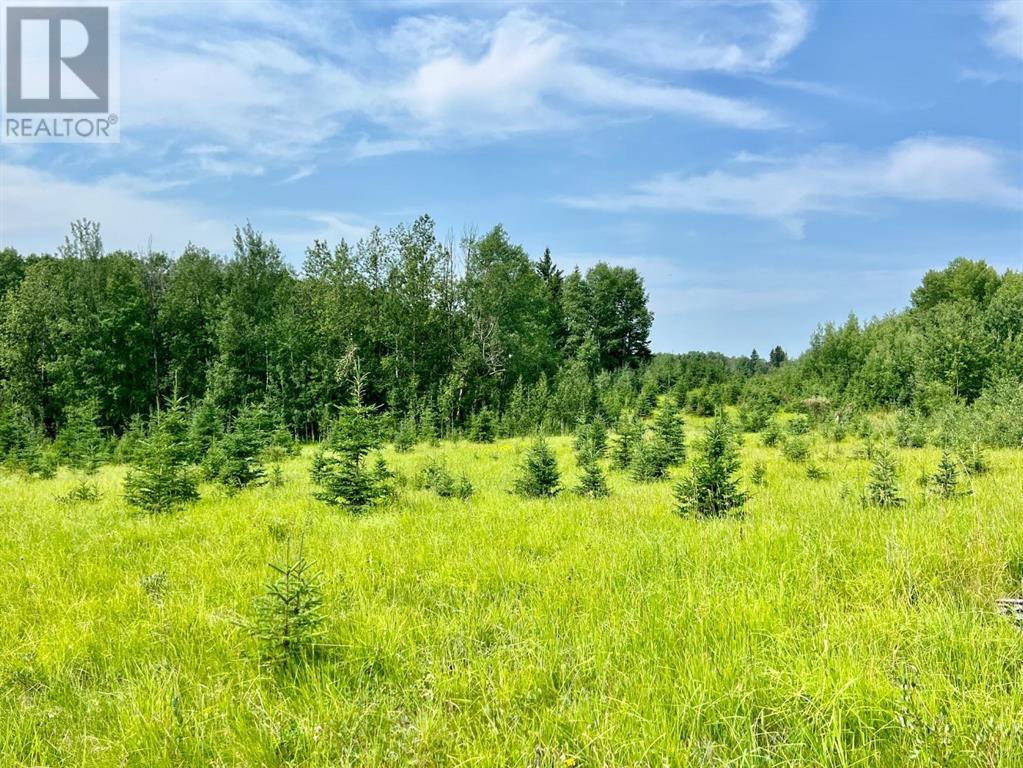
[2,420,1022,767]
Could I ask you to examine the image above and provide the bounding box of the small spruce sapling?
[514,437,561,497]
[124,396,199,513]
[611,413,642,471]
[864,448,905,508]
[674,412,747,517]
[931,450,967,498]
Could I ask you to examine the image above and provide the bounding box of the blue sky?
[1,0,1021,355]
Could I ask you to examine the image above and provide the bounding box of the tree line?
[0,216,1019,457]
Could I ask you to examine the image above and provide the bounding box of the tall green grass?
[2,424,1021,766]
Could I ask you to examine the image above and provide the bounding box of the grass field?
[2,422,1022,766]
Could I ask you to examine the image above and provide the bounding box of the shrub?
[960,442,989,476]
[574,417,608,459]
[249,543,326,668]
[577,456,610,498]
[203,405,269,491]
[750,461,767,486]
[674,412,746,517]
[864,448,905,508]
[782,436,810,462]
[787,415,811,435]
[55,400,105,473]
[514,437,560,497]
[419,405,439,446]
[124,397,198,514]
[740,401,774,432]
[186,400,223,463]
[895,410,926,448]
[630,438,669,482]
[57,480,100,504]
[762,419,783,448]
[805,463,829,481]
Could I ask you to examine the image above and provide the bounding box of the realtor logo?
[2,2,119,142]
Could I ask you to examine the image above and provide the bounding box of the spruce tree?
[674,412,746,517]
[630,437,670,482]
[864,448,905,507]
[203,404,268,491]
[931,450,965,498]
[249,542,326,667]
[611,413,642,471]
[469,407,495,443]
[514,437,561,497]
[419,404,439,446]
[56,400,105,474]
[652,401,686,467]
[311,404,387,512]
[393,417,417,453]
[124,398,199,514]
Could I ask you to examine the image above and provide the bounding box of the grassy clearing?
[2,422,1022,766]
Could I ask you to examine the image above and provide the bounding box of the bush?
[782,436,810,462]
[762,419,783,448]
[393,418,417,453]
[931,450,967,498]
[203,405,269,491]
[805,463,829,481]
[55,400,105,473]
[787,415,811,435]
[960,442,989,476]
[674,413,746,517]
[750,461,767,486]
[418,460,472,499]
[652,402,686,467]
[895,410,926,448]
[739,401,773,433]
[630,437,670,482]
[514,437,560,497]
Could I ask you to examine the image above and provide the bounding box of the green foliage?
[610,413,642,471]
[782,436,811,463]
[123,399,199,514]
[186,400,223,463]
[573,416,607,459]
[393,418,417,453]
[55,400,105,473]
[787,415,811,435]
[203,405,269,491]
[629,437,670,483]
[249,543,326,668]
[468,408,495,443]
[750,461,767,486]
[961,443,990,476]
[674,413,747,518]
[56,480,100,505]
[864,448,906,508]
[311,405,388,512]
[762,418,784,448]
[652,401,686,467]
[419,460,473,500]
[895,410,927,448]
[576,455,610,498]
[514,437,560,497]
[0,400,55,477]
[805,463,829,481]
[931,451,966,498]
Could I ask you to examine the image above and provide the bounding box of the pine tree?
[203,404,268,491]
[56,400,105,474]
[576,455,610,498]
[419,403,439,446]
[186,399,223,463]
[864,448,905,507]
[514,437,560,497]
[652,401,686,467]
[124,397,199,514]
[311,404,387,512]
[630,437,670,482]
[469,407,495,443]
[393,417,417,453]
[573,416,607,459]
[674,412,746,517]
[249,541,326,667]
[931,450,965,498]
[611,413,642,471]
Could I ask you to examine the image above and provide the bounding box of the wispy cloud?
[986,0,1023,61]
[557,137,1023,237]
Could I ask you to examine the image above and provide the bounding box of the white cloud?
[986,0,1023,61]
[557,137,1023,236]
[0,163,235,255]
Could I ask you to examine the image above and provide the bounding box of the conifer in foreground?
[514,437,561,497]
[674,412,746,517]
[124,398,199,514]
[864,448,906,508]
